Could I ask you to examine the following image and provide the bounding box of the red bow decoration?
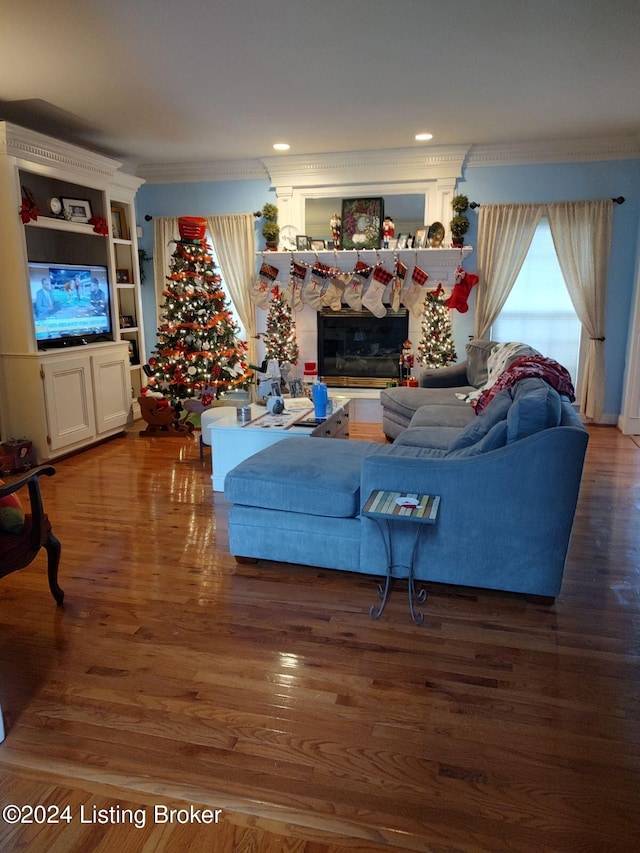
[19,187,40,223]
[445,270,479,313]
[89,215,109,235]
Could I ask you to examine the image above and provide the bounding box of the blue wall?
[135,158,640,417]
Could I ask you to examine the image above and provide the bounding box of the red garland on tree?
[417,283,457,368]
[144,217,252,402]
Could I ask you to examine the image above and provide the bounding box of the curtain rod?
[143,212,262,221]
[468,197,625,209]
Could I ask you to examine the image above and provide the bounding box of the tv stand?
[0,122,145,461]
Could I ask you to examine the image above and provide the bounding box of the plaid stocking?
[252,261,279,309]
[362,266,393,318]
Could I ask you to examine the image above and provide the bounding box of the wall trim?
[467,136,640,167]
[136,159,268,184]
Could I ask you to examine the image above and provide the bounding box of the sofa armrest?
[419,360,469,388]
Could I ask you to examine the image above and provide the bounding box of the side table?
[363,490,440,625]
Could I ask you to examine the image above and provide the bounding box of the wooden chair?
[0,465,64,606]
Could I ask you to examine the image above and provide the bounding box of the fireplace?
[317,307,409,388]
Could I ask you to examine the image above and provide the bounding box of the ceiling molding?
[136,159,268,184]
[260,146,471,189]
[467,136,640,167]
[1,122,123,185]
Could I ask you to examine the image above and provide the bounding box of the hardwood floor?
[0,423,639,852]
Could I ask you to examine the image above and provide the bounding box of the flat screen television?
[29,262,114,350]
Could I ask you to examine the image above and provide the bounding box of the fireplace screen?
[317,307,409,387]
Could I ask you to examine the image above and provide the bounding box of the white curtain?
[474,204,542,338]
[152,216,180,326]
[547,200,612,422]
[206,214,257,369]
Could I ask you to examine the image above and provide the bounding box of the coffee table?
[202,397,350,491]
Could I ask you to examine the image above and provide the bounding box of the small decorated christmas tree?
[417,283,457,368]
[145,217,251,402]
[262,285,299,366]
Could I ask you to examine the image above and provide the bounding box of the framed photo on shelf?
[289,378,303,398]
[61,197,92,224]
[340,197,384,250]
[111,205,128,240]
[310,239,326,251]
[127,339,139,365]
[413,228,427,249]
[296,235,311,250]
[116,268,131,284]
[120,315,135,329]
[394,234,409,250]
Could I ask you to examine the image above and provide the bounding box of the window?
[491,219,581,385]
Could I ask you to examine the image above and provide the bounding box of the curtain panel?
[475,200,612,422]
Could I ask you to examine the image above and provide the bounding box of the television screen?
[29,262,114,349]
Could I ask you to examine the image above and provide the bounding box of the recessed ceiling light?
[415,133,433,141]
[273,142,290,151]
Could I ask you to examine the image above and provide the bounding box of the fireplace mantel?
[258,246,473,286]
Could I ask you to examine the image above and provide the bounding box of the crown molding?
[467,136,640,167]
[136,158,268,184]
[261,145,471,189]
[0,121,123,184]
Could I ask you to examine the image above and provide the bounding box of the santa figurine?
[382,216,395,248]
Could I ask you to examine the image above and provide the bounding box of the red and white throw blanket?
[474,354,576,414]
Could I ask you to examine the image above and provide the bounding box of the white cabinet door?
[42,355,95,451]
[91,349,130,434]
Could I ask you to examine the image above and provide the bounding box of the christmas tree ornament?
[343,260,371,310]
[417,283,457,368]
[362,265,393,318]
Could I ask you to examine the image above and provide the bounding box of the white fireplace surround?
[254,146,475,383]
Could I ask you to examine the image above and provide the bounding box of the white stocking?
[362,266,392,318]
[343,261,371,310]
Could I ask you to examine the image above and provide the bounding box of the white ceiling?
[1,0,639,174]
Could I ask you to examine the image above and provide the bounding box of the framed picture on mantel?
[340,197,384,250]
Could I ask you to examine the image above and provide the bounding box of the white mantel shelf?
[258,246,472,270]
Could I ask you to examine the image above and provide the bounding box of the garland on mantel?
[251,253,476,319]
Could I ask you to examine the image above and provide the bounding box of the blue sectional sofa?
[224,351,588,601]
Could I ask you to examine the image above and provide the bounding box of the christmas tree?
[145,218,251,402]
[262,285,299,366]
[417,283,457,368]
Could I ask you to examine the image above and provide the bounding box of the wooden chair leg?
[45,532,64,605]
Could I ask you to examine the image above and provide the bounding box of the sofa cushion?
[224,436,377,518]
[408,404,476,429]
[446,420,509,458]
[448,389,513,450]
[465,339,497,387]
[380,386,473,422]
[507,379,562,443]
[394,426,464,449]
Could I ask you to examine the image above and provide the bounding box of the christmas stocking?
[322,271,347,311]
[282,260,306,312]
[402,265,429,318]
[391,260,407,312]
[343,261,371,310]
[444,268,479,313]
[362,266,393,318]
[252,261,279,309]
[303,262,331,311]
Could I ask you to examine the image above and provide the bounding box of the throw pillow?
[506,384,562,443]
[447,389,513,451]
[0,489,25,533]
[465,339,497,387]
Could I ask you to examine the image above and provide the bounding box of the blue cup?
[312,381,328,419]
